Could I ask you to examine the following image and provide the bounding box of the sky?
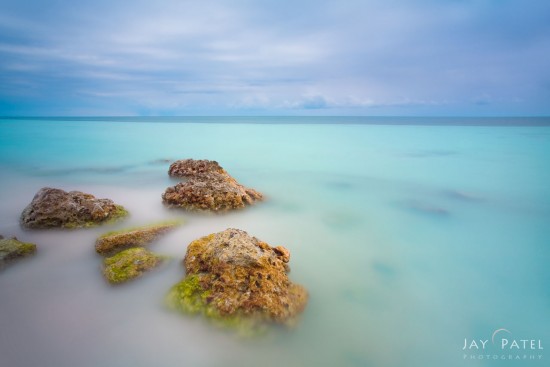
[0,0,549,116]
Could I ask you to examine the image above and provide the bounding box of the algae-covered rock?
[103,247,163,284]
[96,221,181,255]
[162,159,263,212]
[166,228,308,332]
[20,187,128,229]
[0,236,37,269]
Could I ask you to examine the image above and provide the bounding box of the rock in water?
[0,236,37,269]
[20,187,128,229]
[103,247,164,284]
[168,159,226,178]
[95,221,181,255]
[166,228,308,332]
[162,159,263,212]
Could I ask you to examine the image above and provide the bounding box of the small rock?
[162,159,263,212]
[95,221,181,256]
[149,159,173,165]
[273,246,291,263]
[20,187,128,229]
[406,200,449,216]
[0,236,37,270]
[166,228,308,332]
[442,189,482,202]
[103,247,163,284]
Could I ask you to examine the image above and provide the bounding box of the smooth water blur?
[0,117,549,367]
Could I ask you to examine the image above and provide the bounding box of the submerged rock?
[166,228,308,332]
[404,200,449,216]
[20,187,128,229]
[0,236,37,269]
[162,159,263,212]
[149,158,173,165]
[95,221,181,255]
[103,247,164,284]
[442,189,483,202]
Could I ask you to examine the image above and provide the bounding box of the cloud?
[300,96,329,110]
[0,0,549,115]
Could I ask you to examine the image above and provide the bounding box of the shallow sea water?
[0,117,549,367]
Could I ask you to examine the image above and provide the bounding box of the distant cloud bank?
[1,0,549,116]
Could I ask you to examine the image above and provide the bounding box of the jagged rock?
[166,228,308,332]
[162,159,263,212]
[0,236,37,269]
[168,159,226,178]
[95,221,181,256]
[103,247,164,284]
[273,246,291,263]
[20,187,128,229]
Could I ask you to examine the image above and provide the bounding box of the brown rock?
[95,221,181,256]
[162,159,263,212]
[166,228,308,330]
[168,159,226,178]
[20,187,128,229]
[273,246,291,263]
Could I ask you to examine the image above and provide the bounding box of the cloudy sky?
[0,0,549,116]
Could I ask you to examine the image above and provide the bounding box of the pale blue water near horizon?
[0,117,549,367]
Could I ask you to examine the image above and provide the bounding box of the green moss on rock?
[96,220,181,255]
[166,228,308,335]
[0,237,37,269]
[107,205,129,224]
[103,247,163,284]
[166,274,265,336]
[166,275,211,313]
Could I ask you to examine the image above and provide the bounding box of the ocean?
[0,117,548,367]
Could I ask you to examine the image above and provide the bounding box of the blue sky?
[0,0,549,116]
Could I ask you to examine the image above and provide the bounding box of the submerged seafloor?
[0,117,549,367]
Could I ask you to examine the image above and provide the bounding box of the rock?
[168,159,226,178]
[162,159,263,212]
[0,236,37,269]
[95,221,181,256]
[149,158,173,165]
[273,246,290,263]
[20,187,128,229]
[442,189,482,202]
[404,200,449,216]
[103,247,164,284]
[166,228,308,332]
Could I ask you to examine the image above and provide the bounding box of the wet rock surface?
[166,228,308,332]
[20,187,128,229]
[162,159,263,212]
[168,159,226,178]
[103,247,164,284]
[0,236,37,269]
[95,221,181,256]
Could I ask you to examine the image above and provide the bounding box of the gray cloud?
[0,0,549,115]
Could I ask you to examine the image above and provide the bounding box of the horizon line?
[2,115,550,119]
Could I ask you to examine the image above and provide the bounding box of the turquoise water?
[0,117,548,367]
